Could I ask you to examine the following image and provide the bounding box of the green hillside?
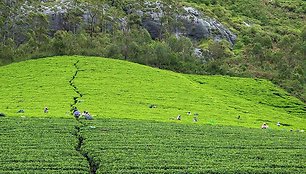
[0,56,305,129]
[1,1,306,172]
[0,58,76,117]
[1,56,306,173]
[1,0,305,102]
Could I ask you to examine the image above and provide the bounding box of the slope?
[0,56,305,129]
[0,57,77,117]
[0,117,88,173]
[81,118,306,174]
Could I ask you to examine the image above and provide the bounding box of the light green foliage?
[0,56,306,173]
[1,56,302,129]
[81,118,306,173]
[74,56,305,129]
[0,57,77,117]
[0,117,88,173]
[0,56,305,129]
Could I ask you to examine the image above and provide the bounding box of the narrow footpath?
[69,60,100,174]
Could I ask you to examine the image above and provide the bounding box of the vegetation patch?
[0,56,305,130]
[81,118,306,173]
[73,56,306,129]
[0,56,305,173]
[0,57,77,117]
[0,117,88,173]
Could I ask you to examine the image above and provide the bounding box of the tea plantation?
[0,117,88,173]
[74,57,305,129]
[0,56,305,173]
[81,118,306,174]
[0,57,76,117]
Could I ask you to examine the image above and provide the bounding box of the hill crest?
[0,56,305,129]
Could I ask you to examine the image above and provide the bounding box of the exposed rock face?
[18,0,83,32]
[18,1,236,45]
[140,4,236,45]
[182,7,236,44]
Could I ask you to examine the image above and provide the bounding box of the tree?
[207,39,232,60]
[52,30,72,55]
[0,38,15,64]
[166,36,194,61]
[63,6,83,34]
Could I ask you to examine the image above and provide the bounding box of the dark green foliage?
[81,118,306,173]
[186,0,306,101]
[0,117,88,173]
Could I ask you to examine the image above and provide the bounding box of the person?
[149,104,156,108]
[73,110,81,119]
[44,107,48,113]
[187,111,191,116]
[261,123,268,129]
[82,111,87,117]
[193,116,198,122]
[17,109,24,113]
[237,115,240,119]
[277,122,280,127]
[83,111,93,120]
[84,114,93,120]
[177,115,181,120]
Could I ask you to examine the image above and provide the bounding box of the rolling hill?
[0,56,305,129]
[1,56,306,173]
[1,0,305,103]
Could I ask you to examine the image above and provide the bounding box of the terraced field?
[0,56,306,173]
[0,117,88,173]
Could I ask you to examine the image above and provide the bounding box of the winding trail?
[69,60,100,174]
[69,61,83,108]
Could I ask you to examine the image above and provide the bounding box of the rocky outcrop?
[18,1,236,45]
[140,3,236,45]
[181,7,236,45]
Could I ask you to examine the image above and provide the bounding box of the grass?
[81,118,306,174]
[0,116,88,173]
[0,56,305,130]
